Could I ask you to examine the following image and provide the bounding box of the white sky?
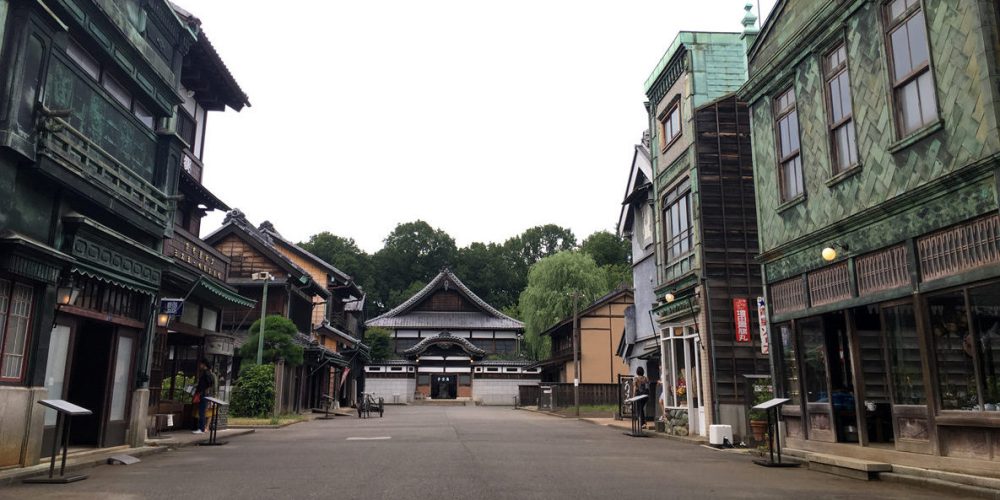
[188,0,776,253]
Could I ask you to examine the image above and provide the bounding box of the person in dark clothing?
[193,358,214,434]
[634,366,650,428]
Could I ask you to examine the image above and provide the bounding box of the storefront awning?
[195,277,256,308]
[71,263,157,295]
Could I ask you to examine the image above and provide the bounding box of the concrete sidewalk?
[0,428,255,486]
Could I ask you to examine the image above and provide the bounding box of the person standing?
[193,358,215,434]
[634,366,650,428]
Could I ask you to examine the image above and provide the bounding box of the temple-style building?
[365,269,539,404]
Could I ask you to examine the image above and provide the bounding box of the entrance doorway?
[433,374,456,399]
[65,320,114,447]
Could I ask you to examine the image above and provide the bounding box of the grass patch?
[228,413,306,426]
[552,404,618,417]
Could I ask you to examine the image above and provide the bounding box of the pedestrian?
[193,358,215,434]
[634,366,650,428]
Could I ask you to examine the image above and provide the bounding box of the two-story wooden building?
[537,288,632,385]
[0,0,224,468]
[743,0,1000,476]
[644,24,768,439]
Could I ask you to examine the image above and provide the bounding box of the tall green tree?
[454,241,518,310]
[518,251,607,361]
[239,315,304,367]
[364,327,394,361]
[372,220,457,311]
[298,232,373,289]
[580,230,631,268]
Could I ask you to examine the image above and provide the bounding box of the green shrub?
[161,371,195,403]
[230,364,275,418]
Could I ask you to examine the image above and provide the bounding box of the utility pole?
[572,290,581,418]
[253,272,274,365]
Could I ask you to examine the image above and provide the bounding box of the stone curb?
[0,428,256,487]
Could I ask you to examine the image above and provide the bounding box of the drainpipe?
[701,277,720,426]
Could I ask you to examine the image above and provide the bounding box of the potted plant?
[748,390,771,442]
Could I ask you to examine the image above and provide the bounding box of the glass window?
[0,280,34,380]
[659,104,681,148]
[799,318,829,403]
[44,325,71,426]
[133,101,154,129]
[109,336,134,421]
[929,291,979,410]
[66,40,100,80]
[886,2,937,135]
[883,304,925,404]
[855,305,889,402]
[774,87,803,201]
[17,35,46,133]
[968,283,1000,410]
[824,44,858,173]
[101,74,131,110]
[663,180,692,261]
[779,324,801,404]
[201,308,218,332]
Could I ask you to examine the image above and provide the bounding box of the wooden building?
[204,210,347,414]
[151,4,254,432]
[258,222,369,409]
[365,269,540,404]
[644,25,767,439]
[741,0,1000,476]
[0,0,239,467]
[537,288,633,384]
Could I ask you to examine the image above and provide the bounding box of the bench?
[806,452,891,481]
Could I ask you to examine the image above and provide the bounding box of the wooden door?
[103,328,138,446]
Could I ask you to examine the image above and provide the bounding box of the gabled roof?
[367,268,524,330]
[541,287,634,338]
[171,2,250,111]
[618,137,653,235]
[258,222,353,284]
[203,209,330,298]
[402,331,487,358]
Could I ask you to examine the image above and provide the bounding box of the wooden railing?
[38,116,170,227]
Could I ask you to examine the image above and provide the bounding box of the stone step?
[806,452,891,481]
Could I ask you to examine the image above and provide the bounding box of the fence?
[518,383,620,409]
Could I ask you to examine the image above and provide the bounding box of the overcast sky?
[186,0,775,253]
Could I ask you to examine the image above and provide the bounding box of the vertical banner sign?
[733,298,751,343]
[757,297,770,355]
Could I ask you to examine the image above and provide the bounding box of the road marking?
[346,436,391,441]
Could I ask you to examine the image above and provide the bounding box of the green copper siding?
[747,0,1000,275]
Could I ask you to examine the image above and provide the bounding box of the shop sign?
[733,298,751,343]
[757,297,769,355]
[160,298,184,317]
[204,334,235,356]
[165,233,227,280]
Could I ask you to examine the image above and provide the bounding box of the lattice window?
[771,277,806,315]
[918,213,1000,282]
[857,245,910,296]
[808,262,851,307]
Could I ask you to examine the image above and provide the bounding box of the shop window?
[968,284,1000,410]
[855,305,889,403]
[883,304,925,404]
[799,318,829,403]
[929,291,978,410]
[778,324,801,404]
[0,279,34,381]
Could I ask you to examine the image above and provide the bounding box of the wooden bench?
[806,452,891,481]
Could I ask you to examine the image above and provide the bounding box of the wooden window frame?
[0,277,36,383]
[823,42,859,175]
[662,179,693,263]
[65,38,157,131]
[658,97,682,152]
[883,0,938,138]
[773,86,804,202]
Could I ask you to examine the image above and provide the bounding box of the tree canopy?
[364,327,394,362]
[239,315,304,367]
[517,251,611,360]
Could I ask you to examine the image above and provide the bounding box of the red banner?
[733,298,751,343]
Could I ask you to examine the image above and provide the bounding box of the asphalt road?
[1,405,957,500]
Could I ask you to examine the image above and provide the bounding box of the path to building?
[1,406,951,500]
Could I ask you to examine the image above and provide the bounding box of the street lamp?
[567,290,582,418]
[252,271,275,365]
[821,243,849,262]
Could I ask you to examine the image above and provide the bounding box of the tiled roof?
[402,331,487,357]
[475,359,533,367]
[367,268,523,330]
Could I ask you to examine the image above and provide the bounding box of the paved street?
[1,406,952,500]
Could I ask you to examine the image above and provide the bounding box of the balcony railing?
[38,116,170,228]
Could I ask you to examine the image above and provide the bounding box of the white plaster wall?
[473,378,540,405]
[365,378,415,403]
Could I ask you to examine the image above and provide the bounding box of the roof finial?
[742,2,758,33]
